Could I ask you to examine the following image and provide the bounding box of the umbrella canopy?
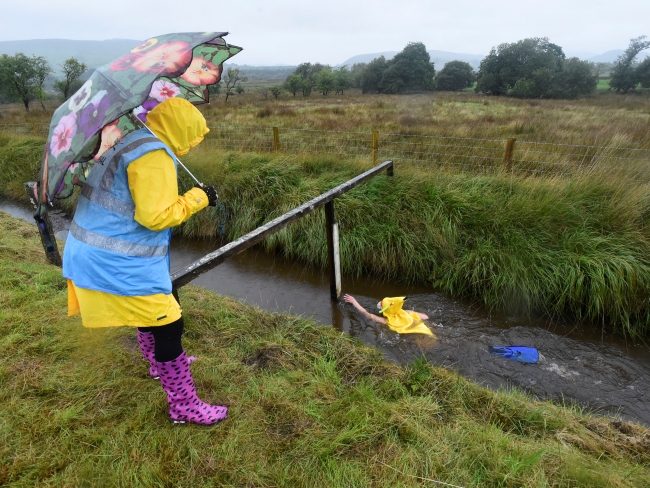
[38,32,242,205]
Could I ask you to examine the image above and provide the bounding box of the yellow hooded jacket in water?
[380,297,435,337]
[67,98,210,328]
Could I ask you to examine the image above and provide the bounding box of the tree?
[475,37,596,99]
[476,38,565,96]
[258,87,269,99]
[0,53,52,112]
[609,36,650,93]
[638,56,650,88]
[33,56,52,111]
[289,62,328,96]
[53,57,88,101]
[379,42,435,93]
[555,58,598,99]
[359,56,387,93]
[208,82,221,96]
[349,62,367,89]
[316,68,336,95]
[334,66,353,94]
[284,74,302,96]
[300,77,313,97]
[235,85,245,95]
[223,67,247,102]
[593,62,613,79]
[435,61,475,91]
[269,86,283,99]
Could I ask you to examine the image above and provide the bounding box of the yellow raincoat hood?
[146,98,209,157]
[380,297,435,337]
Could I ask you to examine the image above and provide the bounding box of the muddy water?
[3,198,650,426]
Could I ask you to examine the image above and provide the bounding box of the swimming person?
[343,294,435,337]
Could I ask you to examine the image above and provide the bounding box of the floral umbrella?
[37,32,242,208]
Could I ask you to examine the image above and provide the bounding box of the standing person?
[343,294,435,337]
[63,97,227,425]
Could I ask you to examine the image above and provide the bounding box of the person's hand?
[196,183,218,206]
[343,294,359,307]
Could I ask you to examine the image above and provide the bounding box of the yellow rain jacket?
[68,98,210,328]
[380,297,435,337]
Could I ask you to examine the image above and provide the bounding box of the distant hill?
[0,39,141,75]
[338,51,399,66]
[338,50,485,70]
[587,50,625,63]
[225,64,296,81]
[339,48,633,71]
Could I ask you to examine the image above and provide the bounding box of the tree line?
[282,36,649,99]
[0,54,87,112]
[1,35,648,112]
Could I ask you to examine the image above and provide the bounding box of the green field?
[1,211,649,487]
[597,78,611,90]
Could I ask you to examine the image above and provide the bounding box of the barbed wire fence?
[3,122,650,180]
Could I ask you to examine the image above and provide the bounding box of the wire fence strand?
[2,122,650,180]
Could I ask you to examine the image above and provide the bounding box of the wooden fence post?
[273,127,280,152]
[503,138,516,170]
[325,200,341,300]
[372,130,379,164]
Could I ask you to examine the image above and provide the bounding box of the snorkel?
[378,297,408,315]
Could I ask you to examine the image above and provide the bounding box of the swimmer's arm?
[406,310,429,320]
[343,294,387,325]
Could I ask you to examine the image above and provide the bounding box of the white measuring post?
[325,200,341,300]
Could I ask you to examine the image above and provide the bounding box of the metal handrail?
[171,160,394,296]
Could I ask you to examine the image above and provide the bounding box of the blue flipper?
[490,346,539,364]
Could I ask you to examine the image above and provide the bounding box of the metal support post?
[325,200,341,300]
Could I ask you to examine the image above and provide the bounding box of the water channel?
[2,198,649,426]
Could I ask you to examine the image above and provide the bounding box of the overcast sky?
[2,0,649,65]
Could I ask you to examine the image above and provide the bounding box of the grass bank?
[2,211,650,487]
[2,133,650,337]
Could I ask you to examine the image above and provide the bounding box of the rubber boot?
[156,351,228,425]
[138,330,196,379]
[137,330,159,379]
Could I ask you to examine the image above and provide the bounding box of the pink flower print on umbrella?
[79,91,110,138]
[150,80,180,102]
[132,41,192,75]
[94,122,123,161]
[50,112,77,158]
[181,57,221,86]
[110,53,142,71]
[133,99,160,123]
[68,80,93,112]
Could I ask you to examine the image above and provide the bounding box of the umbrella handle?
[175,158,202,187]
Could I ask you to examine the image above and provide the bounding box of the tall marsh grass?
[177,147,650,337]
